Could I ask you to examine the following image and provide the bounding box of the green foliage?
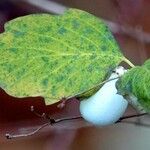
[0,8,124,105]
[116,59,150,111]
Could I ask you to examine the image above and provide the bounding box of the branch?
[5,106,148,139]
[116,113,147,123]
[5,122,50,139]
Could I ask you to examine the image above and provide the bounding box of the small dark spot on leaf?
[69,80,73,86]
[107,34,113,40]
[90,54,96,60]
[104,27,109,32]
[4,63,15,73]
[13,31,25,37]
[65,66,73,73]
[89,44,96,51]
[22,23,27,28]
[87,65,93,72]
[84,28,93,34]
[42,78,49,86]
[56,75,64,82]
[58,27,67,35]
[101,45,107,51]
[0,42,5,47]
[17,68,26,79]
[72,20,80,29]
[39,37,50,43]
[39,26,52,33]
[51,86,57,96]
[9,48,17,53]
[41,56,49,63]
[46,26,51,32]
[72,55,78,60]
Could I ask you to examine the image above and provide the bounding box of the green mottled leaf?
[116,59,150,111]
[0,8,125,105]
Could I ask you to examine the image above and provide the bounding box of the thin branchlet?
[122,57,135,68]
[5,122,50,139]
[116,113,148,123]
[5,106,148,139]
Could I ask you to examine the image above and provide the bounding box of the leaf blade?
[0,9,123,105]
[116,59,150,111]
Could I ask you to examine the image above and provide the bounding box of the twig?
[31,106,46,118]
[122,57,135,68]
[5,106,148,139]
[30,106,56,123]
[5,122,50,139]
[54,116,82,124]
[116,113,148,123]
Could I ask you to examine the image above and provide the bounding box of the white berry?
[79,66,128,126]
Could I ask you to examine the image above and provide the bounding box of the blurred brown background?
[0,0,150,150]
